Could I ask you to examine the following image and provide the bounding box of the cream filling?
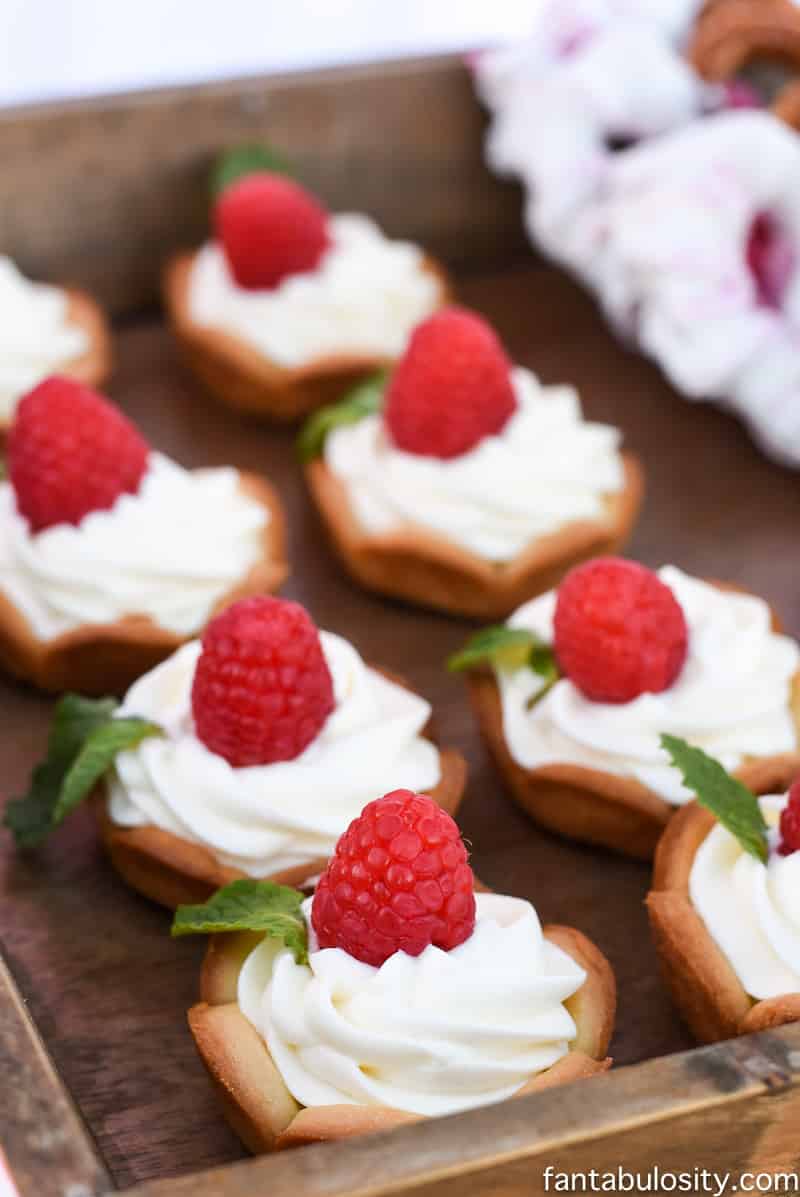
[108,632,441,876]
[0,453,267,638]
[690,795,800,1001]
[498,567,799,804]
[325,368,624,562]
[239,892,586,1116]
[189,214,441,367]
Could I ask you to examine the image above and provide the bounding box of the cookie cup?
[305,452,644,620]
[187,892,615,1153]
[647,756,800,1043]
[465,585,800,859]
[94,686,467,909]
[61,288,113,391]
[163,252,450,423]
[0,472,288,696]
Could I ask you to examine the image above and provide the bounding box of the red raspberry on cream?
[8,376,149,533]
[553,557,688,703]
[311,789,476,966]
[215,172,331,291]
[384,307,517,459]
[191,596,335,767]
[779,777,800,855]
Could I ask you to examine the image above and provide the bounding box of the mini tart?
[465,584,800,860]
[0,473,287,696]
[93,681,467,909]
[187,889,615,1153]
[305,453,644,621]
[647,761,800,1043]
[163,253,451,423]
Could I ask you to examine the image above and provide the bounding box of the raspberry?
[311,790,476,967]
[384,307,517,459]
[191,597,334,767]
[215,171,330,290]
[778,778,800,855]
[8,376,150,533]
[553,557,688,704]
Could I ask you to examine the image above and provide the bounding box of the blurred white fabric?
[0,0,536,109]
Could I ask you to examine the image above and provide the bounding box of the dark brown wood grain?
[2,260,800,1189]
[121,1026,800,1197]
[0,953,111,1197]
[0,56,526,316]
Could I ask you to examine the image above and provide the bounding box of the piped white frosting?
[0,453,267,638]
[189,214,441,367]
[690,795,800,1000]
[0,256,89,421]
[324,367,624,562]
[238,891,586,1116]
[497,567,799,804]
[108,631,441,876]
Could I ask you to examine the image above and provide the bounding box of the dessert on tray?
[5,597,466,908]
[453,557,800,858]
[164,163,448,421]
[0,376,286,694]
[301,307,643,619]
[0,256,111,432]
[648,738,800,1042]
[176,789,615,1151]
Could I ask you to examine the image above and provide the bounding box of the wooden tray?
[1,54,800,1197]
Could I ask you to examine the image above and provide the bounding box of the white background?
[0,0,534,109]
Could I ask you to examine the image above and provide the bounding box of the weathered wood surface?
[0,55,526,316]
[0,953,110,1197]
[1,261,800,1190]
[122,1025,800,1197]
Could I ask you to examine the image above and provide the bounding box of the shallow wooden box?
[1,53,800,1197]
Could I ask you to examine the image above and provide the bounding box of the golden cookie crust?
[94,677,468,909]
[163,251,450,423]
[0,472,288,695]
[305,453,644,620]
[647,758,800,1043]
[464,584,800,859]
[63,288,113,390]
[188,901,615,1153]
[688,0,800,129]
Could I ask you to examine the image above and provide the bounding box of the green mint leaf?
[54,717,161,824]
[210,144,293,199]
[296,371,387,463]
[448,625,558,677]
[660,734,769,862]
[171,880,309,965]
[525,643,561,710]
[4,695,161,848]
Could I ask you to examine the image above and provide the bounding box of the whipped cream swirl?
[690,795,800,1000]
[109,632,441,876]
[238,892,585,1116]
[325,368,624,562]
[189,214,441,368]
[0,256,89,420]
[498,567,799,804]
[0,453,267,638]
